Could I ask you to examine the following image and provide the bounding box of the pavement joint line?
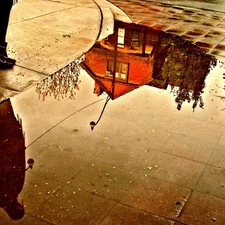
[14,65,49,76]
[9,6,81,24]
[0,86,19,92]
[175,189,194,223]
[93,0,105,41]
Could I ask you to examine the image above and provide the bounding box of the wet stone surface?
[108,0,225,61]
[1,1,225,225]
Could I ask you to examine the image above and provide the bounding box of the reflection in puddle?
[1,19,225,224]
[81,20,218,111]
[36,57,84,101]
[0,100,34,220]
[35,21,219,111]
[90,95,111,130]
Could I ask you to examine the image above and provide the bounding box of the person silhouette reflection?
[0,99,25,220]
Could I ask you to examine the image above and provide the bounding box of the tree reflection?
[153,32,217,110]
[36,57,83,101]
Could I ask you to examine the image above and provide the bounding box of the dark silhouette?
[0,99,25,220]
[0,0,16,69]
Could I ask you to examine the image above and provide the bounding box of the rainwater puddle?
[82,20,221,111]
[1,21,225,223]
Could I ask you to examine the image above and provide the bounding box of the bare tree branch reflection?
[36,57,84,101]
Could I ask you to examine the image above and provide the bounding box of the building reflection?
[0,99,33,220]
[82,20,217,110]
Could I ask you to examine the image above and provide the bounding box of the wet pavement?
[108,0,225,60]
[156,0,225,12]
[1,0,225,225]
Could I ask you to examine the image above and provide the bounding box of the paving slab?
[99,203,175,225]
[8,0,103,73]
[179,191,225,225]
[120,176,191,220]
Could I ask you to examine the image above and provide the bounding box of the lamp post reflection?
[90,96,111,130]
[25,158,35,171]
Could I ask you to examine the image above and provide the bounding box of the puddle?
[81,20,218,111]
[34,20,219,112]
[1,21,225,223]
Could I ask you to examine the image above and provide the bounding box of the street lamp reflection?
[89,96,110,130]
[25,158,35,171]
[90,121,96,130]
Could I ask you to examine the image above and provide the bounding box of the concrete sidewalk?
[0,0,128,103]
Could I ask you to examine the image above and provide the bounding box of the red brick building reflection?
[82,21,157,99]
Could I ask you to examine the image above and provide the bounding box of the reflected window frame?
[117,27,125,48]
[106,59,129,82]
[130,29,140,50]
